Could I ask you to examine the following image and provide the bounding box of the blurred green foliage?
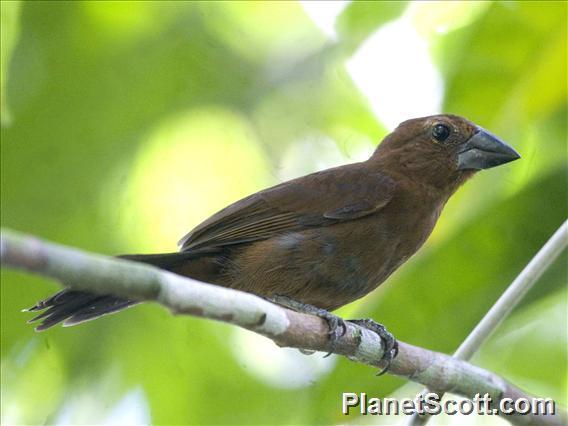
[0,0,21,126]
[1,1,566,425]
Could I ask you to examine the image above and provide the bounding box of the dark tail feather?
[25,252,195,331]
[26,290,136,331]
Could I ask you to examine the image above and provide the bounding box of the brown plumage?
[26,114,520,331]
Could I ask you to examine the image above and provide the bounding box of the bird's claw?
[269,295,346,356]
[319,312,347,357]
[348,318,398,375]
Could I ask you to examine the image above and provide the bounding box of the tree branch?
[406,219,568,425]
[0,228,565,425]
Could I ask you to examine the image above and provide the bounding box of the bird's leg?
[269,295,346,357]
[348,318,398,375]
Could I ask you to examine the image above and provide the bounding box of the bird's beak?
[457,127,520,170]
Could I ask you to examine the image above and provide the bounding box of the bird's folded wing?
[178,164,396,252]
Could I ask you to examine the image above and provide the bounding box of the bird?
[25,114,520,365]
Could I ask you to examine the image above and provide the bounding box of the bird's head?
[371,114,520,192]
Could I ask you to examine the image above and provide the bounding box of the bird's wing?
[178,164,395,252]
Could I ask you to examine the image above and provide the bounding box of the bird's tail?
[25,252,196,331]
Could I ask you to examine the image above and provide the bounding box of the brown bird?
[26,114,519,364]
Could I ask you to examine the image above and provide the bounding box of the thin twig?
[406,219,568,426]
[0,228,565,426]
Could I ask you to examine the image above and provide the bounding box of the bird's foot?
[270,295,346,357]
[348,318,398,376]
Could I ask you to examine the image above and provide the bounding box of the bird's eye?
[432,123,451,142]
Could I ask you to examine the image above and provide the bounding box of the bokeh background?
[1,1,566,425]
